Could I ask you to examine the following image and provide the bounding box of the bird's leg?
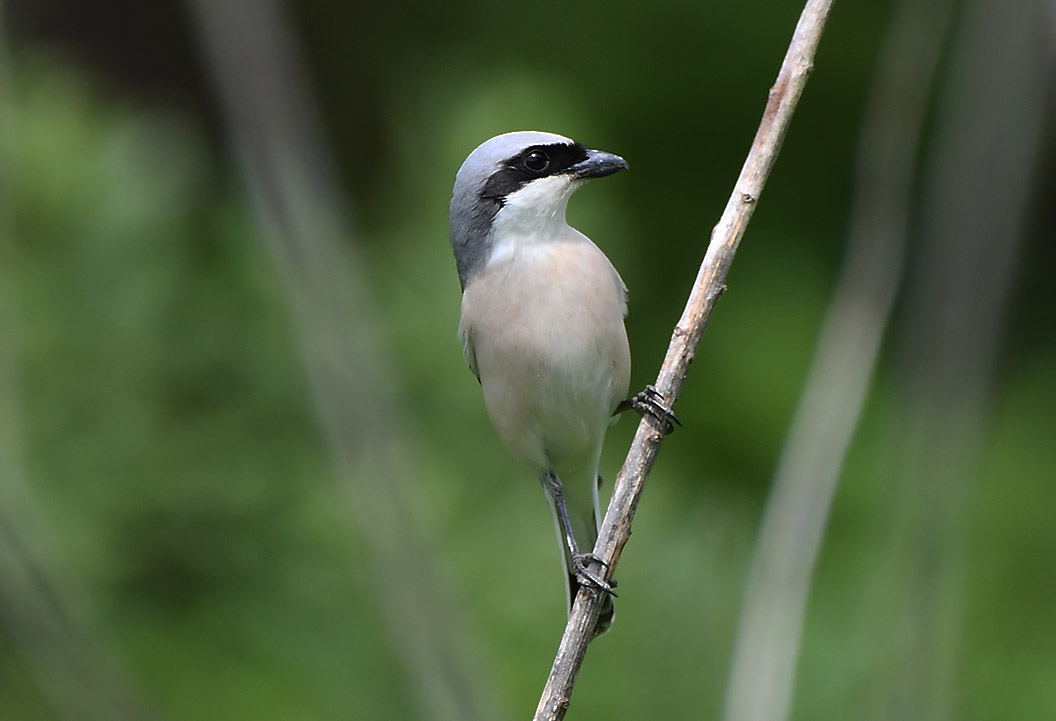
[616,384,682,435]
[542,471,617,597]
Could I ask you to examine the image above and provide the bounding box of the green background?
[1,0,1053,720]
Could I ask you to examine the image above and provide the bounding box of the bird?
[449,130,664,635]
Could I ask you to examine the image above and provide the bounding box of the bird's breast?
[459,234,631,471]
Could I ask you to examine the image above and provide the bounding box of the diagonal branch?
[532,0,836,718]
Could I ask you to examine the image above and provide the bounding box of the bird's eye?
[524,150,549,173]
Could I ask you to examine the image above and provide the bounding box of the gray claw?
[620,385,681,434]
[572,553,618,597]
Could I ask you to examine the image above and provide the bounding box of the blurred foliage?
[1,1,1055,720]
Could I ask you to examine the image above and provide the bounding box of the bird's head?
[449,131,628,290]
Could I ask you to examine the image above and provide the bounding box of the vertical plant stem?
[873,0,1048,718]
[720,1,956,720]
[0,11,161,721]
[186,2,497,719]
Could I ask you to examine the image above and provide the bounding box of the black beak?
[570,148,629,180]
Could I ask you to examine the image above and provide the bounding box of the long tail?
[563,539,616,636]
[546,470,615,636]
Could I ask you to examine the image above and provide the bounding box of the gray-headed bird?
[449,131,672,635]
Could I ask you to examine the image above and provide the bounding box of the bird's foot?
[617,384,681,435]
[571,553,618,598]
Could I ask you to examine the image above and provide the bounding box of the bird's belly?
[460,241,631,472]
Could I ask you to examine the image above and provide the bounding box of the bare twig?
[532,1,835,718]
[186,2,498,720]
[720,1,956,720]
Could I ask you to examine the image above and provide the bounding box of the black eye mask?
[480,142,589,204]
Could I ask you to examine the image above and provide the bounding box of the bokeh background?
[1,0,1053,720]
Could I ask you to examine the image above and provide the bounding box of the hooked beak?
[569,148,629,180]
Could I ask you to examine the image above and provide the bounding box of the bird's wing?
[457,317,481,382]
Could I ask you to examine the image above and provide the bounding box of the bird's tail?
[548,470,615,636]
[564,547,616,637]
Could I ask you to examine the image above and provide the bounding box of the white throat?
[488,175,580,265]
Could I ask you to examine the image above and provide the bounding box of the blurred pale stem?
[720,1,956,720]
[0,9,161,721]
[186,1,497,720]
[534,1,835,719]
[869,0,1048,719]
